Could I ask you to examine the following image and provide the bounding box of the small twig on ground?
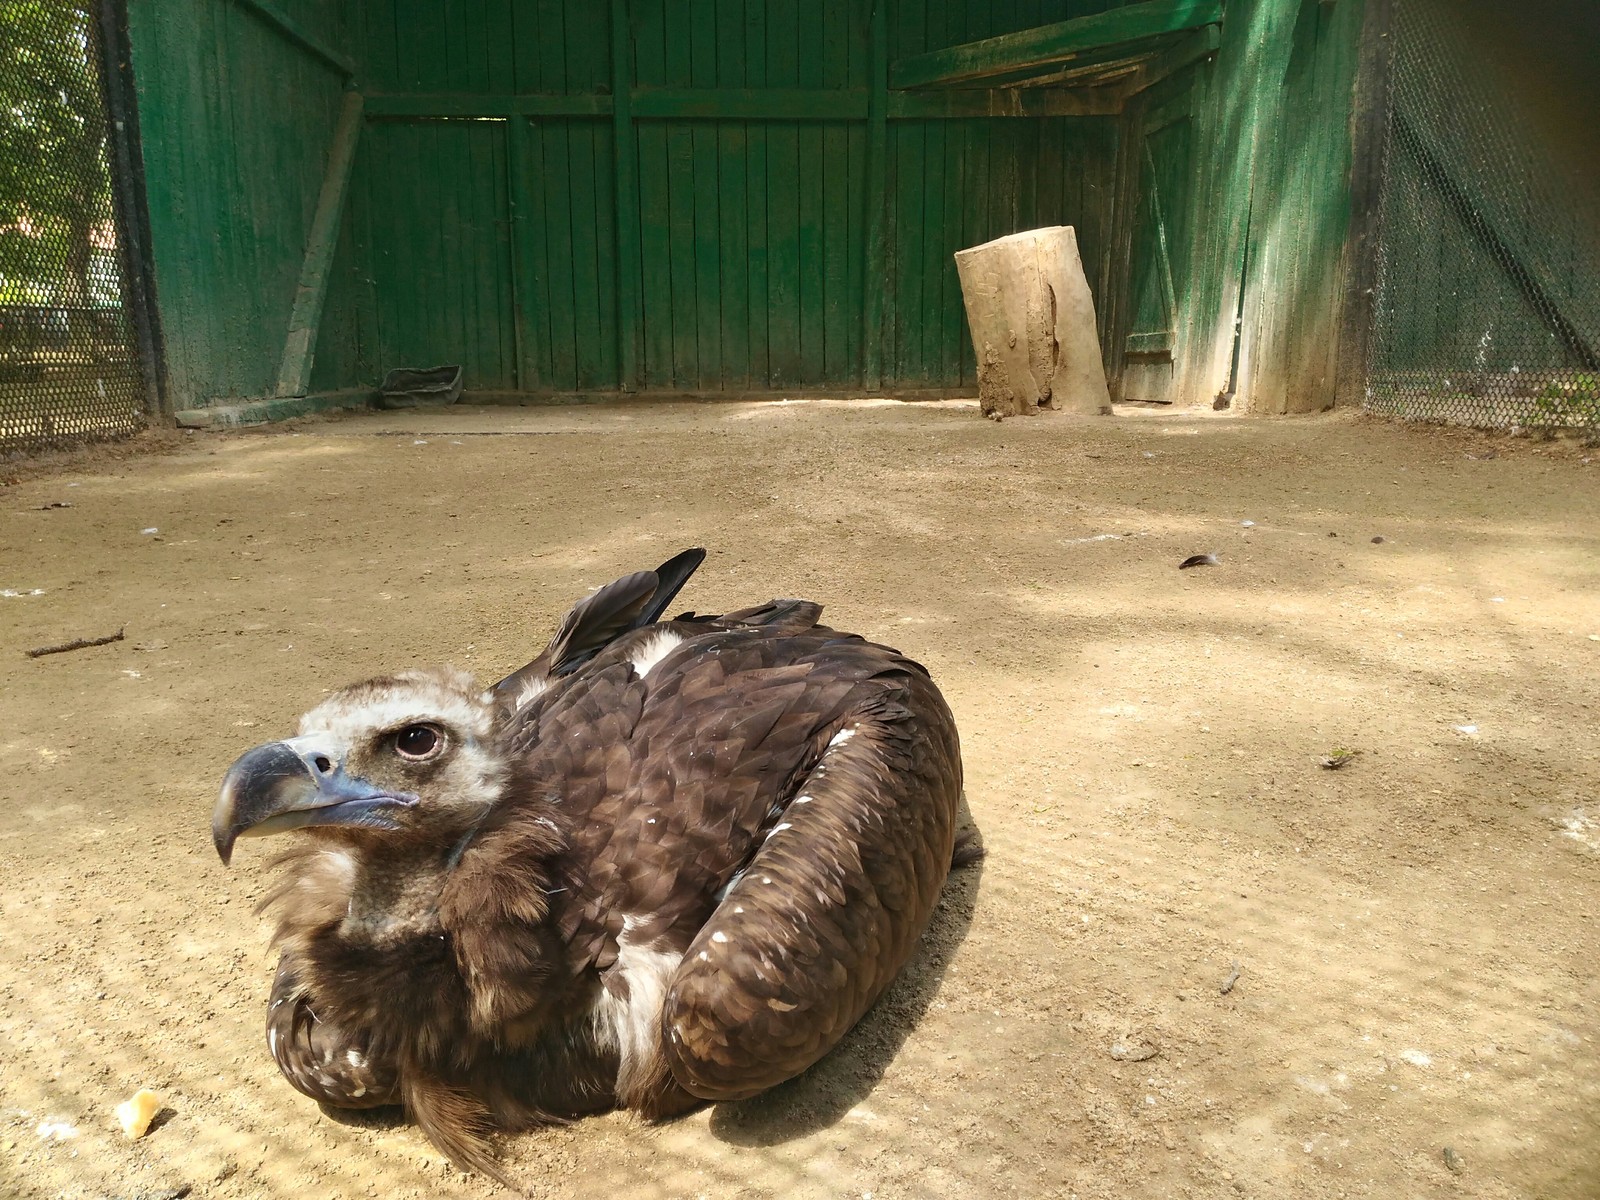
[26,627,125,659]
[1220,960,1242,995]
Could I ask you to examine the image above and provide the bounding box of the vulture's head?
[213,667,507,865]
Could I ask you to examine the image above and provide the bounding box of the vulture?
[211,549,973,1183]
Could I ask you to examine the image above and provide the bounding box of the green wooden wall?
[314,0,1126,398]
[127,0,1370,410]
[126,0,354,405]
[1106,0,1366,412]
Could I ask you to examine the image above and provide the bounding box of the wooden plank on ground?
[274,90,363,398]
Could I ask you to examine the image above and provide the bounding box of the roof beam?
[1118,24,1222,99]
[889,0,1223,90]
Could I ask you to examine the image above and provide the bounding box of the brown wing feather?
[655,662,962,1105]
[266,952,402,1109]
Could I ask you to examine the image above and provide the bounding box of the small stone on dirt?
[1108,1039,1159,1062]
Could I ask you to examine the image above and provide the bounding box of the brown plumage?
[212,550,973,1184]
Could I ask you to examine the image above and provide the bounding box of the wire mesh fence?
[1366,0,1600,434]
[1,0,152,454]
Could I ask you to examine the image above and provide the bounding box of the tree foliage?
[0,0,111,304]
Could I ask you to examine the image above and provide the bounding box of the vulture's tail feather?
[950,826,985,870]
[405,1076,519,1190]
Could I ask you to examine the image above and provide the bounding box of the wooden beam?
[610,0,643,391]
[986,57,1146,92]
[890,0,1222,90]
[888,88,1124,118]
[274,90,363,399]
[364,94,612,117]
[364,89,1126,122]
[1119,24,1221,99]
[231,0,356,79]
[632,88,867,120]
[861,0,889,389]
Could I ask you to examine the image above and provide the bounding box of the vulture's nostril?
[313,755,333,774]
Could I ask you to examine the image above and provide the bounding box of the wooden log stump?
[954,226,1112,420]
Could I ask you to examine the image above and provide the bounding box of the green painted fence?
[317,0,1126,398]
[125,0,1375,412]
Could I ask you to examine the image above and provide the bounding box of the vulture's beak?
[212,735,419,864]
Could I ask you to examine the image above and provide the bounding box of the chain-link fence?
[1,0,156,454]
[1365,0,1600,433]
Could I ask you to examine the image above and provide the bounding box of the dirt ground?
[1,399,1597,1200]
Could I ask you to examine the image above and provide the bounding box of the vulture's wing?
[266,952,401,1109]
[494,548,705,704]
[658,654,961,1105]
[471,617,962,1114]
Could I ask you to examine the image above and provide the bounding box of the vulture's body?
[213,551,970,1181]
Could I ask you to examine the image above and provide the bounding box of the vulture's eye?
[394,725,443,760]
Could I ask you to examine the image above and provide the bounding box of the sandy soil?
[1,400,1597,1200]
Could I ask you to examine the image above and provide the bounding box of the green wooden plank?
[634,8,675,386]
[890,0,1222,89]
[232,0,355,79]
[818,0,849,382]
[744,1,771,384]
[1119,23,1220,98]
[862,0,888,388]
[715,3,750,386]
[689,2,722,388]
[917,119,946,383]
[539,124,580,389]
[661,10,698,386]
[664,120,699,386]
[524,122,556,386]
[957,119,988,384]
[797,119,826,383]
[631,89,867,119]
[275,91,364,396]
[589,122,621,388]
[467,121,498,383]
[540,0,569,91]
[413,0,450,88]
[505,117,535,389]
[364,94,612,117]
[362,89,1121,121]
[610,0,643,389]
[938,117,964,384]
[484,0,516,92]
[689,0,718,85]
[765,2,801,385]
[691,123,723,388]
[888,88,1123,118]
[795,4,825,383]
[443,0,469,90]
[566,121,608,388]
[569,0,610,93]
[889,122,922,383]
[844,120,866,378]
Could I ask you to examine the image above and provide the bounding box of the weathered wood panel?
[126,0,353,405]
[1114,0,1366,412]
